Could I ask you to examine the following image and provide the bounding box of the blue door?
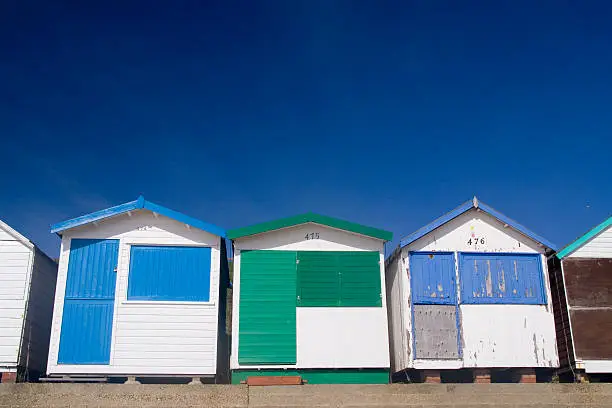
[409,252,460,359]
[58,239,119,364]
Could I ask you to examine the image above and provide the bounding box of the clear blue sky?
[1,1,610,257]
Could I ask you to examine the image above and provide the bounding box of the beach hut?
[550,215,612,381]
[228,213,393,384]
[386,197,558,383]
[0,219,57,383]
[46,196,230,383]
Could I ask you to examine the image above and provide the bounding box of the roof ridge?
[51,196,226,237]
[227,212,392,241]
[399,197,557,251]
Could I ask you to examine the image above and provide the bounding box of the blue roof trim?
[51,196,226,238]
[143,200,226,237]
[50,199,142,233]
[478,202,557,251]
[399,200,473,248]
[399,197,557,251]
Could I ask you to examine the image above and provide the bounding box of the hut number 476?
[305,232,320,240]
[467,237,485,245]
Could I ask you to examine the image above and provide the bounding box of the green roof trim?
[557,216,612,259]
[227,212,393,241]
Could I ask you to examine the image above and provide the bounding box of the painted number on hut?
[304,232,320,240]
[467,237,485,246]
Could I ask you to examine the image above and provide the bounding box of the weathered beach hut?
[386,197,559,383]
[549,215,612,381]
[228,213,393,384]
[46,196,230,383]
[0,219,57,383]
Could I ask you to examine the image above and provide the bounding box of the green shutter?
[297,251,341,306]
[297,251,381,307]
[238,250,297,365]
[338,251,382,307]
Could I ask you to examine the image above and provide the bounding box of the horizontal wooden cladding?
[570,309,612,359]
[548,259,574,367]
[564,258,612,307]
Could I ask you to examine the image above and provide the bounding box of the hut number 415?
[305,232,320,240]
[467,237,485,245]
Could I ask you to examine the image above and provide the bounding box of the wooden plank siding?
[570,309,612,359]
[563,258,612,361]
[547,257,574,369]
[563,258,612,307]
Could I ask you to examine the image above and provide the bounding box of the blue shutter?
[409,252,456,305]
[128,246,212,301]
[459,253,545,304]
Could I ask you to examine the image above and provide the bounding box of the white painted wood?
[568,225,612,258]
[0,220,34,250]
[0,219,57,376]
[461,304,558,367]
[233,223,382,252]
[296,308,389,368]
[583,360,612,373]
[230,250,242,370]
[47,210,223,376]
[384,254,408,373]
[413,360,462,369]
[231,225,389,371]
[0,229,13,241]
[386,208,559,373]
[407,209,545,254]
[0,224,31,369]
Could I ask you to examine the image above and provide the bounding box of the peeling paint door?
[409,252,460,359]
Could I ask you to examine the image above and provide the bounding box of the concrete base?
[2,383,612,407]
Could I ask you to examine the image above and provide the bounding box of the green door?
[238,250,297,364]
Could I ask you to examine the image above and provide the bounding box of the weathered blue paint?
[459,253,546,304]
[127,246,212,301]
[409,252,456,305]
[50,196,226,238]
[477,202,557,251]
[399,197,557,251]
[400,201,473,248]
[58,239,119,364]
[409,252,462,359]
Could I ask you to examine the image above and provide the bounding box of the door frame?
[408,251,462,360]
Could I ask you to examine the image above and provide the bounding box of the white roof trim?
[0,219,34,249]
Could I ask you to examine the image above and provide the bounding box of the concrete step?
[1,383,611,407]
